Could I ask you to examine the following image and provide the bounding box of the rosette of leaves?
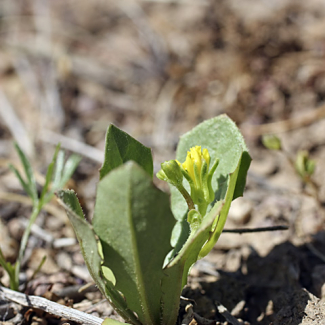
[57,114,251,325]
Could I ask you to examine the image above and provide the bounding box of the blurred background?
[1,0,325,324]
[1,0,325,161]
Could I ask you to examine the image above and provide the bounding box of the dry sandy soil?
[1,0,325,324]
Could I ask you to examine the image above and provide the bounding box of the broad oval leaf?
[93,162,175,325]
[169,115,251,259]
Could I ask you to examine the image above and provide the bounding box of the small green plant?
[0,144,80,291]
[57,115,251,325]
[262,134,318,195]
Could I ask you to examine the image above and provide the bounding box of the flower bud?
[157,160,183,187]
[187,209,202,232]
[178,146,219,216]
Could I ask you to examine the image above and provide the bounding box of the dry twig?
[0,285,103,325]
[223,225,288,234]
[40,129,104,163]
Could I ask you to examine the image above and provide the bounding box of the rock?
[228,197,253,224]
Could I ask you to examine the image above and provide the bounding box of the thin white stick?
[0,286,103,325]
[40,129,104,163]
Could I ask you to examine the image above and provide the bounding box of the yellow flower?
[177,146,210,185]
[177,146,218,216]
[157,146,219,217]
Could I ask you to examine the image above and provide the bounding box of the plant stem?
[14,205,40,290]
[177,185,195,211]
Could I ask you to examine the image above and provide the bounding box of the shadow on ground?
[182,232,325,325]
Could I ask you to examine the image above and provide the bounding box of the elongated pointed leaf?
[199,157,242,257]
[14,143,38,203]
[93,162,175,325]
[170,114,251,255]
[160,200,224,325]
[99,124,153,180]
[58,154,82,189]
[0,246,16,289]
[40,144,61,203]
[45,152,81,205]
[168,201,224,283]
[57,190,140,325]
[53,150,65,187]
[9,164,32,199]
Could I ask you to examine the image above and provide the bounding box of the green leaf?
[58,154,82,189]
[199,157,242,257]
[99,124,153,180]
[53,150,65,187]
[160,200,224,325]
[170,114,251,255]
[40,144,61,204]
[262,134,282,150]
[57,190,140,325]
[9,164,32,199]
[295,150,315,180]
[160,263,183,325]
[168,201,224,284]
[0,246,17,290]
[44,152,81,205]
[93,162,175,325]
[164,155,244,299]
[14,143,38,204]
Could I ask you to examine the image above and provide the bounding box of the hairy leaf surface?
[99,124,153,180]
[57,190,140,325]
[170,114,251,258]
[93,162,175,325]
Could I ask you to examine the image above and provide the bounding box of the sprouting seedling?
[0,143,80,291]
[58,115,251,325]
[262,134,317,190]
[295,150,315,182]
[262,134,282,151]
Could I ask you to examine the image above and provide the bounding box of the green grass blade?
[0,246,14,276]
[0,246,18,290]
[53,150,65,187]
[43,153,80,205]
[14,143,38,203]
[14,206,40,289]
[9,164,32,199]
[40,144,61,204]
[58,154,81,189]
